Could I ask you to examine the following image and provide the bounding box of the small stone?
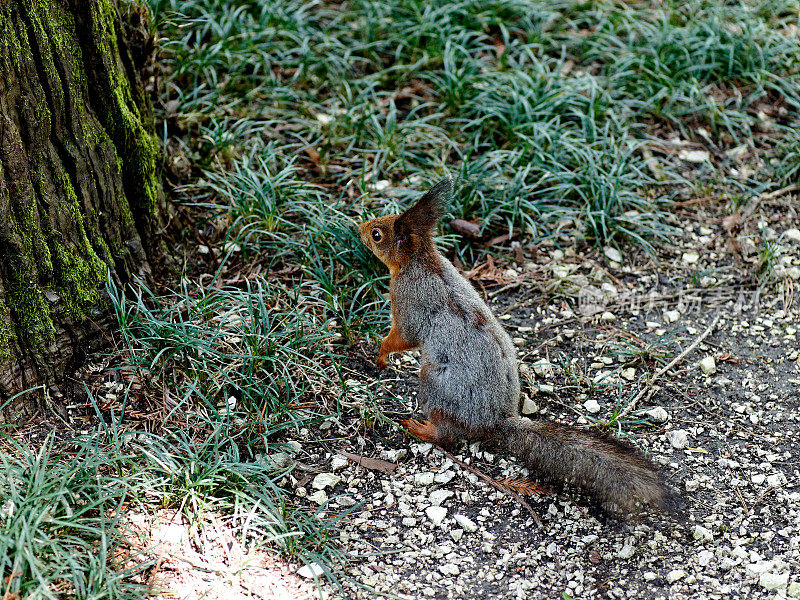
[693,525,713,542]
[621,367,636,381]
[784,228,800,243]
[380,448,407,462]
[297,562,325,579]
[760,572,789,591]
[767,473,786,487]
[751,473,766,485]
[645,407,669,423]
[617,544,635,559]
[679,149,710,163]
[450,529,464,542]
[532,359,552,378]
[664,310,680,323]
[603,246,623,263]
[600,311,616,322]
[331,455,349,471]
[312,473,341,490]
[584,399,601,414]
[699,356,716,375]
[747,561,775,575]
[439,563,460,576]
[434,470,456,484]
[521,396,539,415]
[512,337,526,347]
[720,558,736,571]
[426,506,448,526]
[696,550,714,567]
[682,251,700,264]
[667,429,688,449]
[454,514,478,533]
[308,490,328,505]
[667,569,687,584]
[414,472,435,486]
[788,581,800,597]
[429,489,455,506]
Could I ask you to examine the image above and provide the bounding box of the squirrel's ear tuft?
[395,177,453,239]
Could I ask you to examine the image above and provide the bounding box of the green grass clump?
[0,434,148,600]
[109,275,337,418]
[576,0,800,137]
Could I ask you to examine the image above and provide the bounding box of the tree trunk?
[0,0,162,419]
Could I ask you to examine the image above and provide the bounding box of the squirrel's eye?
[371,229,382,242]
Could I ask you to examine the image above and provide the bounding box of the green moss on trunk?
[0,0,160,410]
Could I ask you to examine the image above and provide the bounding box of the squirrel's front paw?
[401,419,438,443]
[376,355,388,369]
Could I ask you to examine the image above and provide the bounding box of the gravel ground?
[284,199,800,599]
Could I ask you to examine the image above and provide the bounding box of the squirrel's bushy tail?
[498,416,678,514]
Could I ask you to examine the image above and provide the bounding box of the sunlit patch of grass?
[0,433,149,600]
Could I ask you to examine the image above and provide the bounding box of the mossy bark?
[0,0,161,419]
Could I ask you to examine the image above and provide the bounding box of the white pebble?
[603,246,623,263]
[645,407,669,423]
[414,472,435,486]
[682,251,700,264]
[453,514,478,533]
[584,399,601,414]
[699,356,716,375]
[429,489,455,506]
[617,544,635,559]
[426,506,448,526]
[666,569,687,584]
[312,473,341,490]
[297,562,325,579]
[667,429,688,449]
[760,572,789,591]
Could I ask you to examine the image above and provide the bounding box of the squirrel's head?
[358,177,453,272]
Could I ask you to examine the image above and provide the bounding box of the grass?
[0,432,149,600]
[7,0,800,596]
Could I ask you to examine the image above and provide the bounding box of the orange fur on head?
[359,215,401,276]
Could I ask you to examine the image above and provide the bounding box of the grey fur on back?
[391,253,520,431]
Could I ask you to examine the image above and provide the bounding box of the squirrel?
[358,176,679,514]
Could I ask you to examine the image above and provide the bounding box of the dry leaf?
[450,219,481,239]
[722,213,741,233]
[303,145,320,165]
[339,450,397,474]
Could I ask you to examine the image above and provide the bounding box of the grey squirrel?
[358,176,678,514]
